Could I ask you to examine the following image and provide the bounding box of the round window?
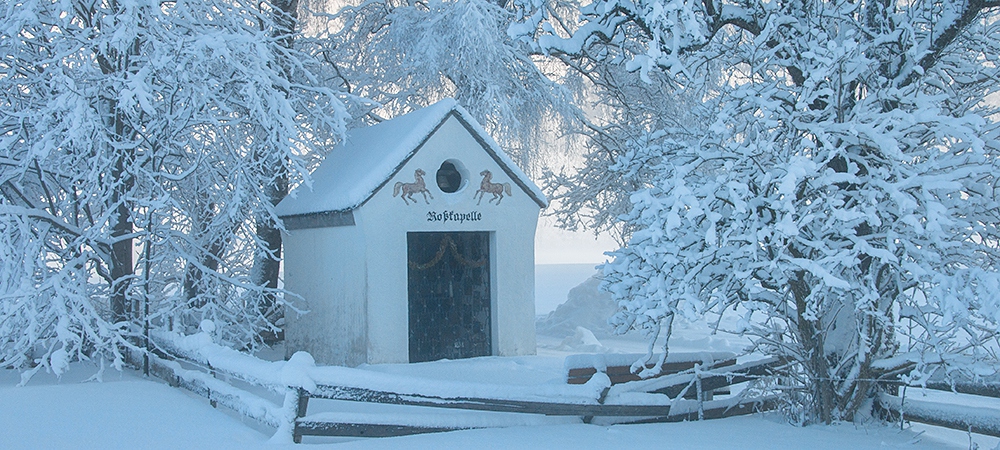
[436,160,464,193]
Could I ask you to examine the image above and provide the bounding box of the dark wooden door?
[407,232,491,363]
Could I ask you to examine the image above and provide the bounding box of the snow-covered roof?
[276,99,548,218]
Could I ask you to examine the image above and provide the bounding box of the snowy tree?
[309,0,578,171]
[0,0,347,376]
[539,56,716,246]
[312,0,705,238]
[514,0,1000,422]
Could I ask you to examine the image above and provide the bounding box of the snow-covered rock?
[555,327,611,353]
[536,274,617,339]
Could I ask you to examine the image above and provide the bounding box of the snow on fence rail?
[129,329,310,442]
[292,388,783,440]
[874,381,1000,438]
[290,355,786,442]
[125,328,788,443]
[132,328,627,441]
[875,392,1000,438]
[921,381,1000,399]
[606,356,788,400]
[564,352,738,385]
[129,350,293,429]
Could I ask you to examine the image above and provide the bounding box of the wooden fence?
[126,340,786,443]
[127,340,1000,443]
[874,380,1000,438]
[125,345,293,431]
[291,355,786,442]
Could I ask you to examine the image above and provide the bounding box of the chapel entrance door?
[407,232,492,363]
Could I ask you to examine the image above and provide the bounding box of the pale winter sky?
[534,216,618,265]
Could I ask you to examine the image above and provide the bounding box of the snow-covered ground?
[2,270,998,449]
[4,360,987,450]
[0,368,266,450]
[4,357,995,449]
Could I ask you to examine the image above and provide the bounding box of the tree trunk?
[790,270,835,424]
[253,0,298,332]
[98,20,142,326]
[184,203,236,309]
[254,164,288,327]
[109,117,135,325]
[110,196,133,324]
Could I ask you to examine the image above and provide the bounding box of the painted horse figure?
[474,170,512,205]
[393,169,433,205]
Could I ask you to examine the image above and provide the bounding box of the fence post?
[292,387,309,444]
[207,362,217,408]
[898,386,906,431]
[297,388,310,418]
[695,363,704,420]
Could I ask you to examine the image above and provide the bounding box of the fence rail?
[922,381,1000,399]
[290,356,786,442]
[123,335,305,442]
[875,391,1000,438]
[305,384,673,416]
[126,343,785,443]
[130,338,1000,444]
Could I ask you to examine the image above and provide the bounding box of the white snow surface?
[0,369,265,450]
[275,98,547,217]
[2,352,992,449]
[320,417,958,450]
[0,363,972,450]
[1,277,996,449]
[0,359,971,450]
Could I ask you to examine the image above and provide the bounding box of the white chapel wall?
[283,224,368,366]
[357,115,539,364]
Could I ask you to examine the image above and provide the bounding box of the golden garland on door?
[408,235,488,270]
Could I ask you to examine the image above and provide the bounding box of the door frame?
[405,231,495,363]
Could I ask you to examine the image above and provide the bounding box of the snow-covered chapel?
[276,99,546,366]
